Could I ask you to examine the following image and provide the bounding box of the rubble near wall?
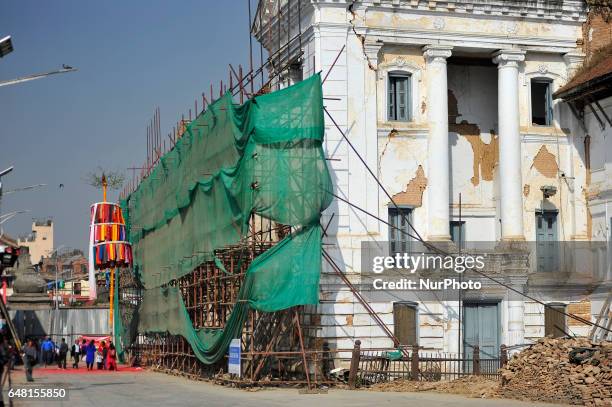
[499,337,611,406]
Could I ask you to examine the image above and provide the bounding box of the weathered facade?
[554,14,612,343]
[254,0,610,359]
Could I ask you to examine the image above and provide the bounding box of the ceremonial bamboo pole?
[109,267,115,332]
[102,174,108,203]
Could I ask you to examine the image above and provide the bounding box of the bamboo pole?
[109,267,115,333]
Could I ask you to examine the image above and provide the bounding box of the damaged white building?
[252,0,611,359]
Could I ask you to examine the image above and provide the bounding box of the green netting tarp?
[138,226,321,364]
[112,268,125,363]
[120,74,332,364]
[125,74,330,289]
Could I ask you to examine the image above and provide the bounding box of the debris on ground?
[499,337,611,406]
[369,338,611,405]
[370,375,499,399]
[434,376,500,399]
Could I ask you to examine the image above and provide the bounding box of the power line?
[322,107,610,333]
[0,67,76,88]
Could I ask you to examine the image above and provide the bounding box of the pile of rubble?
[499,337,611,406]
[371,375,499,399]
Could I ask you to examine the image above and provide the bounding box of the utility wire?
[330,192,612,332]
[323,107,610,333]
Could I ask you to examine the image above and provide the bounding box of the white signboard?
[228,338,241,377]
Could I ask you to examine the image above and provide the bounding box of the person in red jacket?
[96,341,106,370]
[107,342,117,371]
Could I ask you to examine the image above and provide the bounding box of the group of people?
[41,336,68,368]
[21,336,118,382]
[75,338,118,371]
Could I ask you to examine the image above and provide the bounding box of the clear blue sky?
[0,1,261,253]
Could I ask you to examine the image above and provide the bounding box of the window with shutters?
[389,207,413,255]
[536,210,559,272]
[388,73,411,121]
[394,302,418,346]
[450,221,465,247]
[531,79,553,126]
[544,303,567,338]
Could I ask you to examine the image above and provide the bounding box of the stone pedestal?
[7,252,52,310]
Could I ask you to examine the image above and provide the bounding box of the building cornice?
[356,0,587,23]
[356,26,580,53]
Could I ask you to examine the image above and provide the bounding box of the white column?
[507,300,525,348]
[363,41,384,232]
[423,45,452,241]
[493,50,526,241]
[446,301,460,353]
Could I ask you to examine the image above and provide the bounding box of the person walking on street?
[41,337,54,366]
[101,341,108,369]
[57,338,68,369]
[22,338,37,382]
[107,342,117,371]
[85,340,96,371]
[96,341,104,370]
[0,336,10,405]
[71,339,80,368]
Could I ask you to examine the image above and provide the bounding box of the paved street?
[4,366,569,407]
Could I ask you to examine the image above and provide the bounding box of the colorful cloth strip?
[93,242,132,268]
[93,224,126,243]
[91,203,126,225]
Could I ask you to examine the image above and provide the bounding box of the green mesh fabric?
[138,226,321,364]
[120,74,331,364]
[112,268,125,363]
[125,74,330,288]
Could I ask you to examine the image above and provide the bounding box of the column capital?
[423,45,453,64]
[563,50,585,65]
[492,49,526,68]
[563,50,585,77]
[363,40,383,69]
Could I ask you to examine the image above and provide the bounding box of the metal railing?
[350,341,508,387]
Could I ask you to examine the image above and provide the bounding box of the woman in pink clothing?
[106,342,117,371]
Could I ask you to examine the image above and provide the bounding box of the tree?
[84,167,125,202]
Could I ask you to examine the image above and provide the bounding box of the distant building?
[56,279,92,305]
[40,249,90,306]
[40,249,87,277]
[18,219,53,264]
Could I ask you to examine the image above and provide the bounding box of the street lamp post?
[0,66,77,88]
[48,245,65,313]
[0,166,14,235]
[0,210,31,225]
[56,257,59,309]
[0,165,47,234]
[0,34,77,87]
